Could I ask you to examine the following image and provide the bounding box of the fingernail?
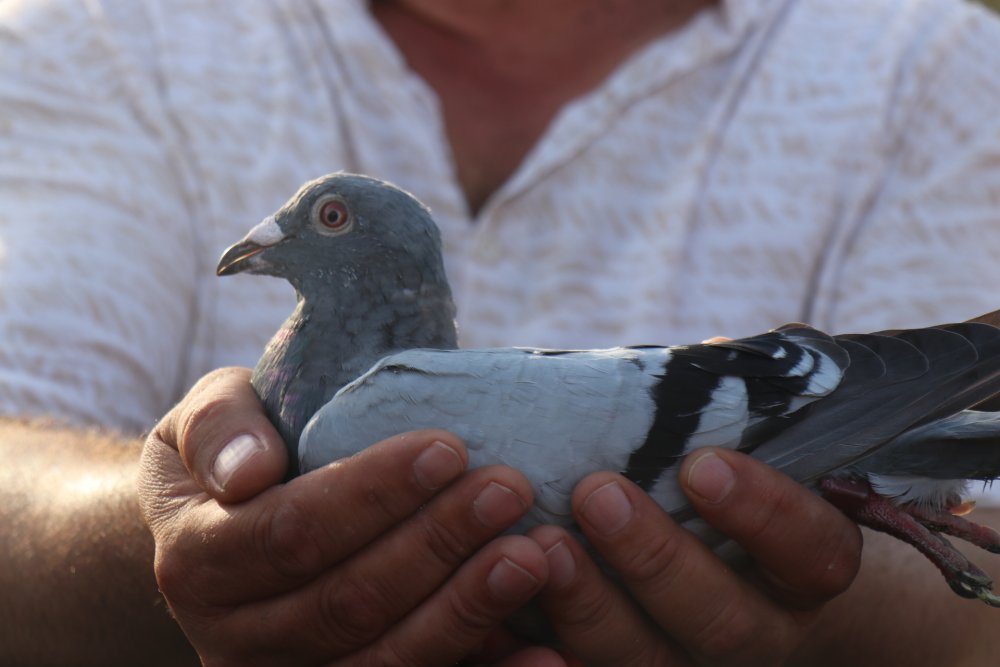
[544,540,576,590]
[413,441,464,490]
[581,482,633,536]
[474,482,527,528]
[212,434,265,492]
[687,452,735,503]
[487,557,539,602]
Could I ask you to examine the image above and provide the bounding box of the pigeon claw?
[976,587,1000,608]
[948,570,1000,607]
[945,560,996,599]
[820,477,999,606]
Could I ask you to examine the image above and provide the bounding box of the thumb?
[145,367,288,505]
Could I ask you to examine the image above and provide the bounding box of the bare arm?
[790,518,1000,666]
[0,419,198,666]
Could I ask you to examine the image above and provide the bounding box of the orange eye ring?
[319,200,350,230]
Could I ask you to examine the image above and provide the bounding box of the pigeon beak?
[216,215,287,276]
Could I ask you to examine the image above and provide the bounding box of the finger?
[155,430,473,608]
[463,628,584,667]
[345,536,550,667]
[153,366,287,503]
[570,472,806,665]
[488,647,569,667]
[218,464,536,658]
[461,625,530,664]
[529,525,683,666]
[680,448,862,606]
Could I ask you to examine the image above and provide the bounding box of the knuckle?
[316,576,394,648]
[187,366,249,396]
[147,415,173,452]
[147,401,187,458]
[153,524,212,604]
[442,587,498,636]
[252,499,324,581]
[174,369,257,461]
[693,608,752,660]
[153,545,224,632]
[690,599,794,665]
[560,583,620,630]
[178,396,231,456]
[347,471,413,526]
[360,639,419,667]
[741,484,798,544]
[153,547,191,601]
[642,644,679,667]
[618,642,676,667]
[417,510,475,566]
[618,530,686,588]
[365,481,406,523]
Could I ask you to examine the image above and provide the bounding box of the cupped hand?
[530,448,863,666]
[138,367,565,666]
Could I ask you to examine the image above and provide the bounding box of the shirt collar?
[721,0,782,33]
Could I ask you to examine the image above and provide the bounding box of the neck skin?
[372,0,717,213]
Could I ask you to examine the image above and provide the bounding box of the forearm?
[0,418,197,666]
[791,511,1000,666]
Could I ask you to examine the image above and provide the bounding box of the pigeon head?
[216,173,458,467]
[217,172,449,302]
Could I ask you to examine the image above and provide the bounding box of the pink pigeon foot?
[820,477,1000,607]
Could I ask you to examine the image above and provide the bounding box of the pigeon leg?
[904,502,1000,555]
[819,477,1000,607]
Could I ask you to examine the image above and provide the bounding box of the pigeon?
[218,172,1000,606]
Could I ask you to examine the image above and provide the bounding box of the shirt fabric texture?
[2,0,1000,502]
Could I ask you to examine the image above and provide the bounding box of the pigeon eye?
[318,200,350,231]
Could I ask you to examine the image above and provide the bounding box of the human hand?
[138,367,566,666]
[528,448,863,666]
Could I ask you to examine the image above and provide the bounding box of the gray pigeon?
[218,172,1000,606]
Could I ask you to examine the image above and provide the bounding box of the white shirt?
[2,0,1000,491]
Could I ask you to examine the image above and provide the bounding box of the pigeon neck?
[296,274,458,387]
[253,268,458,472]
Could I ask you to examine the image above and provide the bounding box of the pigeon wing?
[300,347,664,528]
[300,327,850,532]
[746,323,1000,487]
[864,410,1000,481]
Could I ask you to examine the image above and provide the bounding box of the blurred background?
[984,0,1000,10]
